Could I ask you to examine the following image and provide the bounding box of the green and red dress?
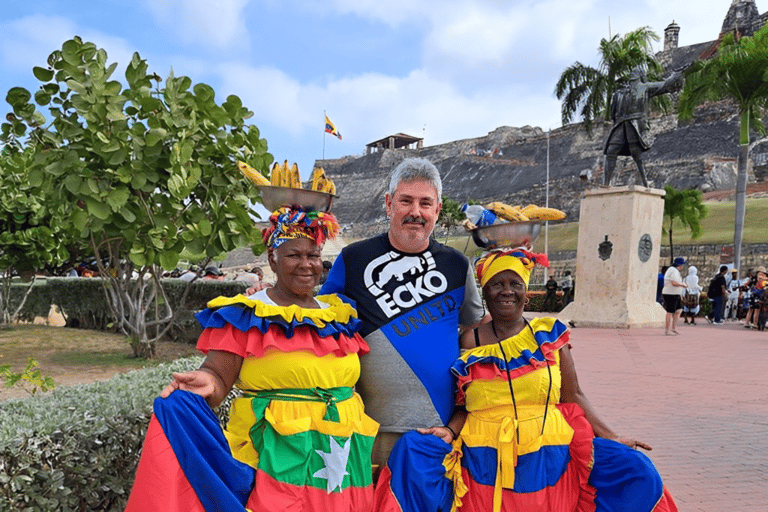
[126,291,378,512]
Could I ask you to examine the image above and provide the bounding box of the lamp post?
[544,128,550,283]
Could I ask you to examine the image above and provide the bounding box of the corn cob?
[237,161,271,187]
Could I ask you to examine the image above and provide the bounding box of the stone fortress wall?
[315,1,768,282]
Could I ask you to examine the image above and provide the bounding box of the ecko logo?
[364,251,448,317]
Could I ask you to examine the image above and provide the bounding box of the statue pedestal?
[559,185,666,328]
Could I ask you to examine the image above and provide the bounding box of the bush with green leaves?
[2,36,272,356]
[0,356,206,511]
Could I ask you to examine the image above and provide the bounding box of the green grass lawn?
[442,197,768,256]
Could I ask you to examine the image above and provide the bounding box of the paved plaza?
[547,316,768,512]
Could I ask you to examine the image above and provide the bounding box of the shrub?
[0,356,206,511]
[14,278,249,342]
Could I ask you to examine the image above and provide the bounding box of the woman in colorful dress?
[374,248,678,512]
[126,206,378,512]
[447,248,678,512]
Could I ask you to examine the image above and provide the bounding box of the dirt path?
[0,323,199,401]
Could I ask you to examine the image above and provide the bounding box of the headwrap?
[262,206,340,249]
[475,248,550,288]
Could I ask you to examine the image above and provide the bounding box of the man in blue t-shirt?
[320,157,486,472]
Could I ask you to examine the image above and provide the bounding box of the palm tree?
[662,185,708,264]
[555,26,665,132]
[678,26,768,273]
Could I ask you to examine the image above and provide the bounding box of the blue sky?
[0,1,737,191]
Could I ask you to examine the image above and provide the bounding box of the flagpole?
[323,110,326,161]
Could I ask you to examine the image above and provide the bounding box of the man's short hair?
[387,157,442,199]
[720,265,728,273]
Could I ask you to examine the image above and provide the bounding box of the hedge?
[0,356,210,511]
[8,278,249,342]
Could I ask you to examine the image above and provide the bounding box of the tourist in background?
[657,265,668,305]
[744,266,767,329]
[682,265,701,325]
[724,268,742,321]
[662,257,687,335]
[706,266,728,325]
[543,274,559,312]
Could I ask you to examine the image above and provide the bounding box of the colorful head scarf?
[262,206,340,249]
[475,248,550,288]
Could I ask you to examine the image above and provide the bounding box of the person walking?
[662,257,687,335]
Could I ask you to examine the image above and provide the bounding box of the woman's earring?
[524,297,530,305]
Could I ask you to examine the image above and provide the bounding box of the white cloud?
[144,0,251,49]
[0,15,78,70]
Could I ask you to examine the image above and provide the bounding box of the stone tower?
[664,21,680,50]
[721,0,760,35]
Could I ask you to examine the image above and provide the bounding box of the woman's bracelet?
[443,425,457,440]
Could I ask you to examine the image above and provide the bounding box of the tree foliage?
[436,195,464,242]
[0,147,72,324]
[678,25,768,272]
[555,26,666,132]
[662,185,708,264]
[1,37,273,356]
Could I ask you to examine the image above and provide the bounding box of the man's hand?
[416,426,455,444]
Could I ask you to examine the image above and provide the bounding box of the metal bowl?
[257,186,337,212]
[470,221,543,249]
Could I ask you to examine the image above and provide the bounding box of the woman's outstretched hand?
[615,436,653,451]
[160,370,217,399]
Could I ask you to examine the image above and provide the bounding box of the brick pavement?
[555,318,768,512]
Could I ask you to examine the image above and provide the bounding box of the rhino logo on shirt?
[364,251,447,317]
[375,256,427,289]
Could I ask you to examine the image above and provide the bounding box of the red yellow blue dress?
[447,317,678,512]
[126,292,378,512]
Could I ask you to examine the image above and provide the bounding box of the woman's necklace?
[493,317,552,439]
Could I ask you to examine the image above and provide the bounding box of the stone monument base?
[558,185,666,329]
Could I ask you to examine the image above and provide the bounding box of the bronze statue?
[603,66,685,187]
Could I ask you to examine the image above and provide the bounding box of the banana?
[485,201,529,222]
[237,160,271,187]
[270,161,282,186]
[310,167,326,191]
[310,167,337,194]
[323,176,336,195]
[287,162,302,188]
[521,204,567,221]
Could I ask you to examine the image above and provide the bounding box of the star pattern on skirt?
[313,437,351,493]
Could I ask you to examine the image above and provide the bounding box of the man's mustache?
[403,216,426,225]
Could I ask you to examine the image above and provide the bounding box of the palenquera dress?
[126,291,379,512]
[446,317,678,512]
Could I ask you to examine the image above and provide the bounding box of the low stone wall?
[547,243,768,283]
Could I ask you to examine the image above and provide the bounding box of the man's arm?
[318,253,345,296]
[458,262,488,333]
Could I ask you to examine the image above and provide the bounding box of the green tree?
[678,26,768,274]
[2,37,272,357]
[436,195,464,242]
[555,26,665,132]
[662,185,708,264]
[0,146,72,325]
